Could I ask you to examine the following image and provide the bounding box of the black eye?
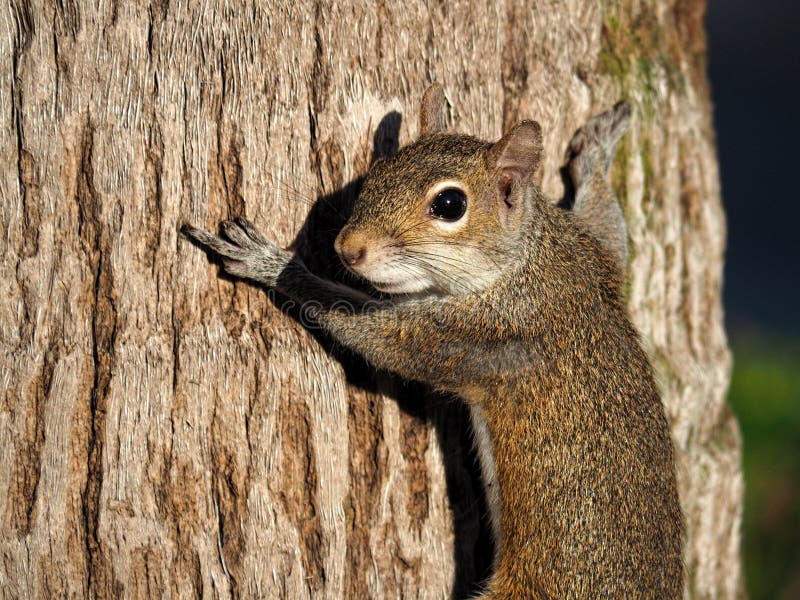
[429,188,467,221]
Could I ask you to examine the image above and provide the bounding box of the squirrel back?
[469,196,683,598]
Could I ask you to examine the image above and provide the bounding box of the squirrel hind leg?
[563,102,632,271]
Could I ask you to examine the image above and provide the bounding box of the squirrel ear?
[487,120,543,195]
[419,84,447,137]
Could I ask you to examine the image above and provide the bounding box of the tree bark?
[0,1,743,598]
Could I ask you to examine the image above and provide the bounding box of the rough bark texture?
[0,1,742,598]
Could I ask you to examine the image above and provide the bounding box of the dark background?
[706,1,799,597]
[708,0,798,335]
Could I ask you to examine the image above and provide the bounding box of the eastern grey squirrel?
[183,85,684,599]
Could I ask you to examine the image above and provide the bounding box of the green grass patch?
[729,333,800,599]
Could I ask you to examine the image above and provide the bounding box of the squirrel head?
[334,85,543,297]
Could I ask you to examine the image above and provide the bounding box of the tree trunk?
[0,1,743,598]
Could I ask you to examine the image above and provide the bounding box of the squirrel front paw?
[565,101,631,185]
[181,218,292,286]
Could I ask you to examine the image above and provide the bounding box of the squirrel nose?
[341,245,366,266]
[334,229,368,267]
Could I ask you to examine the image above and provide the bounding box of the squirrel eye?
[429,188,467,221]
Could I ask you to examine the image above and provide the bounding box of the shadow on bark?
[185,111,495,597]
[283,112,495,598]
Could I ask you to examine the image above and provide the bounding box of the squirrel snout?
[341,246,366,266]
[334,229,368,268]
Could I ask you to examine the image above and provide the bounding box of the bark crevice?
[77,118,119,598]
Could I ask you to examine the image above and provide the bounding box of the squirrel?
[182,85,684,599]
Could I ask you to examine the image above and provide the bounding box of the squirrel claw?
[181,220,291,286]
[221,219,262,250]
[181,224,249,260]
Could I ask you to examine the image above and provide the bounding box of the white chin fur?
[371,278,433,295]
[356,262,435,295]
[353,247,502,297]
